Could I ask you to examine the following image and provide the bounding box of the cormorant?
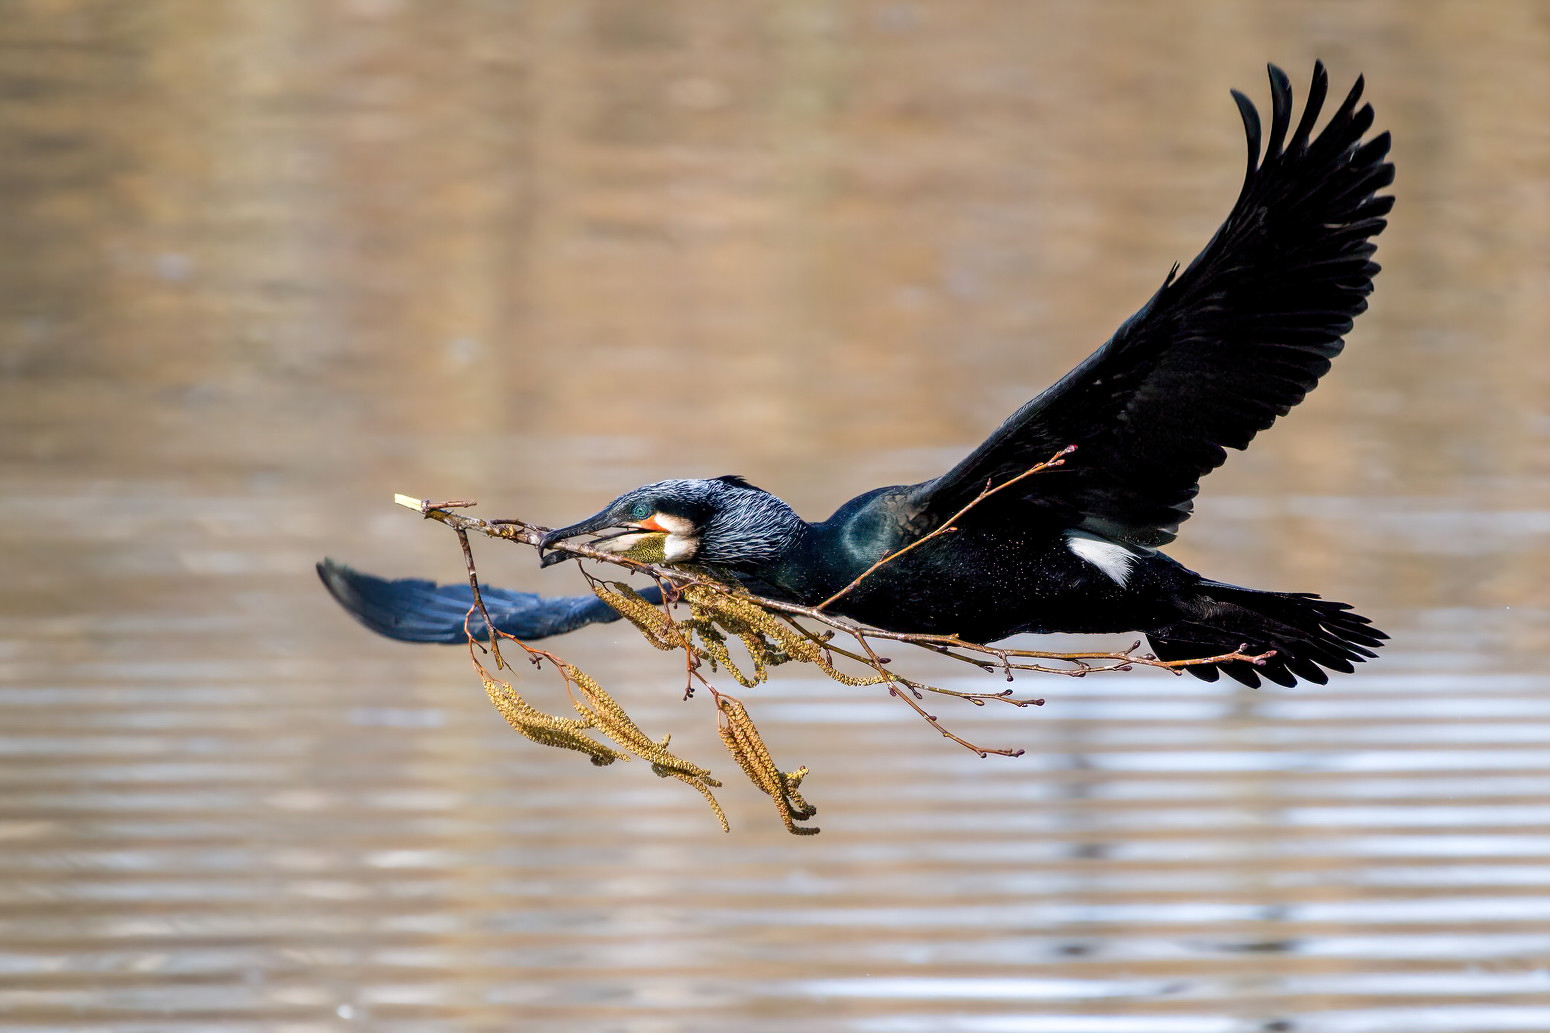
[320,63,1391,688]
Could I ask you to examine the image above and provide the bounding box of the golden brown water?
[3,2,1550,1030]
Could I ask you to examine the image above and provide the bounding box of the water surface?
[2,2,1549,1030]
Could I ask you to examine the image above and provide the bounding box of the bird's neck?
[699,487,918,607]
[751,520,890,607]
[696,492,809,574]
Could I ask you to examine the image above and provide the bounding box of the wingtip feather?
[1265,64,1294,160]
[1289,62,1330,152]
[1231,89,1262,179]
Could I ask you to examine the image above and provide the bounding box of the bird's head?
[538,476,804,570]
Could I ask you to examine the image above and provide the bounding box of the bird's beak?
[537,508,651,567]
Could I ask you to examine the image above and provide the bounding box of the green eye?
[630,502,652,521]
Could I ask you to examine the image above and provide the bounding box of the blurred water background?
[2,2,1550,1031]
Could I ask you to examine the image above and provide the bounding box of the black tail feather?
[1149,582,1386,688]
[317,558,661,644]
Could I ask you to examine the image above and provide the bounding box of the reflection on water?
[3,1,1550,1031]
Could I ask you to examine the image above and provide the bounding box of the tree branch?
[390,478,1274,829]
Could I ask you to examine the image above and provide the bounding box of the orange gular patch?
[634,516,668,533]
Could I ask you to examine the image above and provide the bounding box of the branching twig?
[455,527,507,670]
[392,493,662,572]
[391,462,1275,831]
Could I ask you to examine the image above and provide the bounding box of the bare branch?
[390,479,1274,832]
[454,527,506,670]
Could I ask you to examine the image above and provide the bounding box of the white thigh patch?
[1066,534,1136,586]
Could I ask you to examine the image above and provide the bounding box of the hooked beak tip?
[537,522,594,567]
[536,529,563,566]
[536,507,628,567]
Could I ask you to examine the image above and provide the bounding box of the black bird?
[320,63,1391,688]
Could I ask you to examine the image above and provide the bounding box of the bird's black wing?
[907,63,1393,549]
[317,559,662,644]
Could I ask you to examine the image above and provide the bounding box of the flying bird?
[321,62,1392,688]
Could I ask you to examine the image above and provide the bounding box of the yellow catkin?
[687,586,822,663]
[741,631,794,671]
[780,767,817,819]
[564,665,655,751]
[719,697,783,795]
[718,721,768,790]
[641,751,715,780]
[654,768,730,832]
[518,725,624,766]
[584,573,873,833]
[483,678,592,733]
[607,575,884,693]
[717,695,819,835]
[482,661,729,828]
[811,656,889,687]
[753,635,799,666]
[688,611,748,683]
[734,630,770,684]
[593,583,689,650]
[615,531,670,564]
[684,591,807,687]
[562,666,718,781]
[651,762,722,789]
[712,642,760,688]
[482,678,625,766]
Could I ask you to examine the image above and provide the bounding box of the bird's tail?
[1148,581,1386,687]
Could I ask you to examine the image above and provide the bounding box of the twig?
[393,494,662,572]
[850,625,1025,758]
[454,527,507,670]
[747,591,1271,679]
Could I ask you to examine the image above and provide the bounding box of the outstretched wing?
[317,559,663,644]
[908,63,1393,549]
